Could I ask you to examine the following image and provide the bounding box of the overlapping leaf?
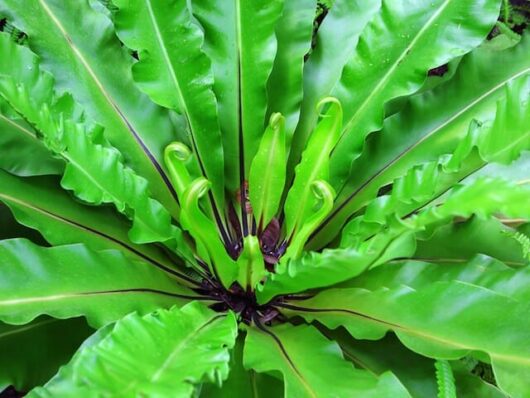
[289,0,382,173]
[311,35,530,246]
[112,0,225,211]
[191,0,283,193]
[30,302,237,397]
[265,0,316,145]
[0,0,180,215]
[0,170,197,287]
[328,0,502,191]
[280,280,530,398]
[0,317,92,392]
[244,323,411,398]
[0,97,63,176]
[0,35,182,245]
[341,70,530,243]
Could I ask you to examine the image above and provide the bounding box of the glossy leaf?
[313,33,530,247]
[413,217,529,267]
[191,0,284,192]
[34,302,238,397]
[180,178,238,287]
[345,255,530,302]
[289,0,382,173]
[284,98,342,238]
[244,323,411,398]
[0,170,198,287]
[0,239,202,327]
[257,232,414,304]
[265,0,316,144]
[0,0,180,216]
[112,0,225,210]
[0,35,180,245]
[248,113,286,229]
[329,0,502,191]
[339,66,530,243]
[280,280,530,398]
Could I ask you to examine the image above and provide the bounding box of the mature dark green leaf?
[191,0,283,193]
[0,35,182,245]
[31,302,237,397]
[244,323,411,398]
[0,239,203,327]
[111,0,226,211]
[289,0,381,173]
[451,361,508,398]
[313,34,530,247]
[0,0,181,216]
[266,0,315,144]
[329,0,502,191]
[0,317,92,392]
[327,329,438,398]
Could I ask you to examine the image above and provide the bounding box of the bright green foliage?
[29,302,238,397]
[435,360,457,398]
[0,0,529,397]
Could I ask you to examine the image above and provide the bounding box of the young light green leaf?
[248,113,286,229]
[181,178,238,288]
[284,98,342,238]
[236,235,266,291]
[282,180,335,262]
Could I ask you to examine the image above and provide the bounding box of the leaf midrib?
[36,0,176,201]
[317,67,530,237]
[339,0,452,138]
[0,112,36,139]
[256,326,318,398]
[150,314,226,382]
[0,288,202,308]
[283,300,530,367]
[0,193,195,281]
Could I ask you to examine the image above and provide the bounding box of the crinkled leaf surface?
[0,0,181,216]
[30,302,238,398]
